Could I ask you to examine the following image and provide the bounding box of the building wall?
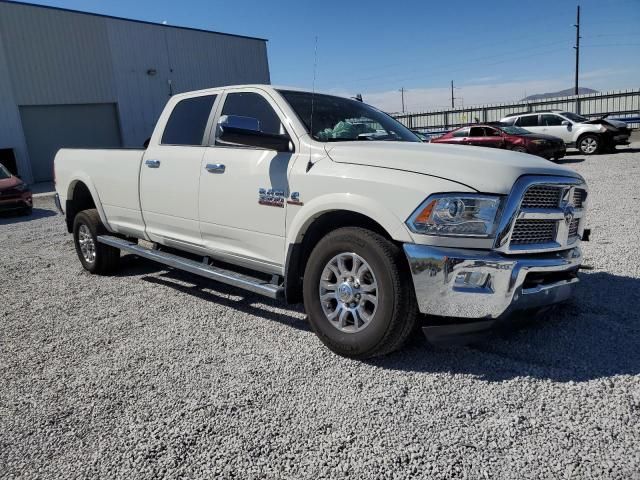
[0,1,270,182]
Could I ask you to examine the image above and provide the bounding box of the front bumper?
[404,243,581,323]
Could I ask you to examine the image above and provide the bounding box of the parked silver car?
[500,110,630,154]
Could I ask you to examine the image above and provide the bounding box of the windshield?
[278,90,420,143]
[0,164,11,180]
[561,112,588,123]
[499,126,532,135]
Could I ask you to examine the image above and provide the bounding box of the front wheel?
[578,134,601,155]
[511,146,527,153]
[73,209,120,274]
[303,227,418,359]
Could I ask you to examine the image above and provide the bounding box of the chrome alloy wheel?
[78,224,96,263]
[319,252,378,333]
[580,137,598,154]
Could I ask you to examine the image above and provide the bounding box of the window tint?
[162,95,216,145]
[516,115,540,127]
[469,127,487,137]
[452,127,470,137]
[220,92,283,136]
[541,114,564,126]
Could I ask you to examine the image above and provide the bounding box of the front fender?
[286,192,413,246]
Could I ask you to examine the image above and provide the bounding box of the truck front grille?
[573,188,587,209]
[521,185,562,209]
[510,219,557,245]
[494,176,588,253]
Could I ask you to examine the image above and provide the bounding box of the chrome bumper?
[404,244,581,320]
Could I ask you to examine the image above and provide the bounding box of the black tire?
[577,134,601,155]
[73,209,120,274]
[21,206,33,216]
[302,227,418,359]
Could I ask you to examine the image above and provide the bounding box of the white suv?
[500,110,630,155]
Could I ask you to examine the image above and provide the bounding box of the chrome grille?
[494,176,588,253]
[510,219,556,245]
[568,219,579,238]
[521,185,562,209]
[573,188,586,209]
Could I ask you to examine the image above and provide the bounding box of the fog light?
[455,271,490,289]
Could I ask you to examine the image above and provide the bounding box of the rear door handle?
[205,163,226,174]
[145,159,161,168]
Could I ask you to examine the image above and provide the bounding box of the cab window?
[218,92,284,137]
[161,95,216,145]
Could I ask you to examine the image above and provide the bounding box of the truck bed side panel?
[55,149,146,237]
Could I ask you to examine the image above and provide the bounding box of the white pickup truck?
[54,85,588,358]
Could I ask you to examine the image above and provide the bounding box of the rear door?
[140,93,218,249]
[540,114,573,143]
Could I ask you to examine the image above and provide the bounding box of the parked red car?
[0,164,32,215]
[431,124,566,160]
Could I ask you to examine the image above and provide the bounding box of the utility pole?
[399,87,405,113]
[574,5,581,112]
[451,80,455,109]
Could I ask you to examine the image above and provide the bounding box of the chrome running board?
[97,235,284,300]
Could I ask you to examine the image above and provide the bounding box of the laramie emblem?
[258,189,302,208]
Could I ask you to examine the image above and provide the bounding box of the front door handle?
[205,163,226,174]
[145,159,161,168]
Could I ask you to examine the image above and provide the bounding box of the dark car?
[431,124,566,160]
[0,164,32,215]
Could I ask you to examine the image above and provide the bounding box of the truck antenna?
[307,35,318,172]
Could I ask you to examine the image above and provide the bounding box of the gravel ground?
[1,145,640,479]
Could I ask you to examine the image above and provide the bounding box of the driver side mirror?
[561,120,571,126]
[217,115,293,152]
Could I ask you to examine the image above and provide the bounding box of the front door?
[140,93,217,249]
[540,114,573,143]
[198,89,296,272]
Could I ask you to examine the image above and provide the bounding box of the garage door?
[19,103,122,182]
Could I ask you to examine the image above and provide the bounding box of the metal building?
[0,1,270,183]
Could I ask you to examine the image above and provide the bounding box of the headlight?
[532,139,547,145]
[14,183,28,192]
[407,194,502,237]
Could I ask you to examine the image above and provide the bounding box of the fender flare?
[66,173,112,231]
[286,192,413,246]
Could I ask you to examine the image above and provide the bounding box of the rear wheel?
[73,209,120,274]
[302,227,417,359]
[578,134,600,155]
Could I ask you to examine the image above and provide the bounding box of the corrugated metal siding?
[0,2,115,105]
[0,21,32,180]
[106,21,173,147]
[0,1,270,181]
[106,20,270,147]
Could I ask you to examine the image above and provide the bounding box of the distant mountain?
[522,87,599,101]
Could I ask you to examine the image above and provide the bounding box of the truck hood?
[324,142,582,194]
